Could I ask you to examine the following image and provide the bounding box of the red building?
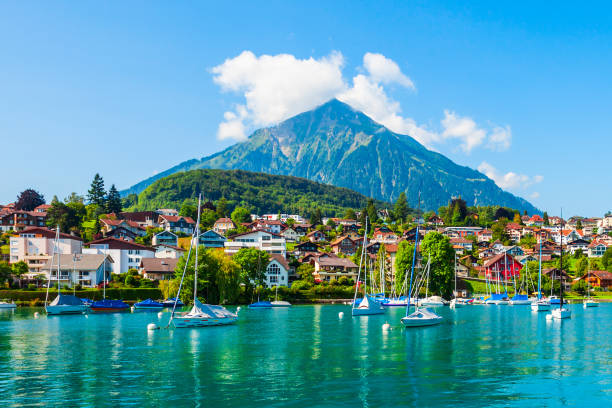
[483,254,522,280]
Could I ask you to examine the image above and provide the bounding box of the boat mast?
[45,226,60,306]
[559,208,564,308]
[352,217,368,308]
[193,194,202,302]
[454,252,457,299]
[57,227,61,296]
[538,231,543,299]
[405,192,421,317]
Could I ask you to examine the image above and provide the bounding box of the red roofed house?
[213,218,236,236]
[83,237,155,274]
[372,227,399,243]
[580,270,612,289]
[330,235,357,255]
[588,240,609,258]
[139,258,179,281]
[0,210,48,232]
[477,229,493,242]
[526,214,544,227]
[309,253,359,282]
[265,254,291,287]
[158,215,195,234]
[100,218,147,237]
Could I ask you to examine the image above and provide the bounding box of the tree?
[491,218,510,243]
[519,234,536,250]
[366,199,379,224]
[0,261,12,286]
[494,207,514,221]
[15,189,45,211]
[543,212,550,226]
[64,192,84,204]
[179,201,197,220]
[87,173,106,206]
[106,184,122,214]
[11,261,29,288]
[209,250,241,304]
[447,198,467,226]
[394,192,409,223]
[296,263,315,283]
[344,208,356,220]
[576,256,589,276]
[571,279,588,296]
[513,213,522,225]
[394,241,415,294]
[576,219,583,230]
[233,248,270,289]
[231,206,252,225]
[200,209,218,230]
[601,247,612,270]
[46,201,80,233]
[309,208,322,225]
[216,197,228,219]
[420,231,455,298]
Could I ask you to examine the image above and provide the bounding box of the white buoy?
[34,312,40,318]
[147,323,159,331]
[237,306,241,312]
[382,322,391,331]
[338,312,344,318]
[157,311,163,318]
[84,314,89,318]
[131,306,135,312]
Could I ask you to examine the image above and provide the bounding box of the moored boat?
[0,300,17,309]
[90,299,130,313]
[401,307,443,327]
[134,298,164,310]
[249,300,272,308]
[46,294,88,315]
[163,297,184,307]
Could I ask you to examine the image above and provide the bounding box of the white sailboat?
[549,209,571,320]
[271,285,291,307]
[170,195,238,328]
[401,195,443,328]
[45,227,87,315]
[352,217,385,316]
[583,265,599,308]
[450,253,466,308]
[531,238,551,312]
[419,257,446,307]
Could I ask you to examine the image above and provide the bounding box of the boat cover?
[185,298,236,318]
[487,292,509,301]
[511,294,528,301]
[91,299,129,308]
[249,301,272,307]
[49,294,83,306]
[135,298,163,307]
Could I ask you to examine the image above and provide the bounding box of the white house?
[42,253,113,288]
[9,227,83,277]
[264,254,291,288]
[158,215,195,234]
[280,227,299,242]
[588,241,609,258]
[154,244,186,259]
[83,237,155,274]
[224,230,286,257]
[152,230,178,247]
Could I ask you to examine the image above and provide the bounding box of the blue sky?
[1,1,610,217]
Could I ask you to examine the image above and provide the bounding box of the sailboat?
[550,210,571,320]
[509,253,530,305]
[170,194,238,328]
[45,227,88,315]
[583,265,599,308]
[271,285,291,307]
[381,250,409,306]
[90,262,129,313]
[401,194,443,328]
[450,254,467,308]
[352,217,385,316]
[531,235,551,312]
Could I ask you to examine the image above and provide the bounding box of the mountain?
[124,169,388,216]
[122,99,539,213]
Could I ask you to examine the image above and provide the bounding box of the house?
[156,208,179,217]
[0,210,47,232]
[293,241,320,256]
[588,240,609,258]
[152,230,178,247]
[477,229,493,242]
[280,227,299,242]
[567,238,590,255]
[526,214,544,227]
[306,230,326,243]
[444,226,482,238]
[199,229,227,248]
[372,227,399,243]
[83,237,155,274]
[154,244,186,259]
[483,253,522,281]
[8,227,83,276]
[264,254,291,288]
[309,253,359,282]
[104,226,137,242]
[255,219,285,235]
[224,230,286,257]
[139,258,179,281]
[427,215,444,226]
[158,215,196,234]
[118,211,160,228]
[100,218,146,237]
[293,223,312,237]
[41,254,113,288]
[515,254,537,265]
[499,245,524,257]
[384,243,399,277]
[450,237,473,251]
[213,218,236,236]
[478,247,496,259]
[329,235,357,255]
[579,270,612,289]
[543,268,572,290]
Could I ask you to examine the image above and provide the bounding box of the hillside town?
[1,187,611,295]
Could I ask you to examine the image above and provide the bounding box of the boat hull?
[0,303,17,309]
[401,316,443,327]
[584,301,599,308]
[90,307,130,313]
[173,316,237,328]
[509,299,532,305]
[46,305,87,315]
[270,301,291,307]
[551,308,571,319]
[133,306,164,310]
[531,301,551,312]
[351,307,385,316]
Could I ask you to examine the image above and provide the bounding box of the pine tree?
[87,173,106,206]
[310,208,322,225]
[366,199,379,224]
[543,212,550,226]
[393,192,409,223]
[106,184,122,214]
[216,197,228,218]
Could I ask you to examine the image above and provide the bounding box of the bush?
[571,280,587,296]
[337,277,349,286]
[26,284,37,291]
[290,280,312,290]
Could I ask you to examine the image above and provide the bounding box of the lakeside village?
[1,181,612,308]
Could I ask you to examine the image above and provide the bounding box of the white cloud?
[478,161,543,191]
[362,52,415,89]
[530,192,541,199]
[211,50,513,153]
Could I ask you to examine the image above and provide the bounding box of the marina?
[1,304,611,406]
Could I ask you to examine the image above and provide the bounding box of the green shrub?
[290,280,312,290]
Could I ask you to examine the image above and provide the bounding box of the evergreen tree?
[344,208,356,220]
[310,208,322,225]
[393,192,409,223]
[576,219,583,230]
[106,184,122,214]
[87,173,106,206]
[543,211,550,226]
[366,199,379,224]
[216,197,228,218]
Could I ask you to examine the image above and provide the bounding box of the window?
[269,275,278,283]
[267,263,281,275]
[135,250,140,255]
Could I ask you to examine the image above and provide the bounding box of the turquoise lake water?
[1,304,611,407]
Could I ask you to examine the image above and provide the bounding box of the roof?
[118,211,159,223]
[295,241,320,249]
[158,214,195,224]
[87,237,155,251]
[384,243,398,253]
[268,254,290,271]
[450,237,471,244]
[589,240,609,248]
[589,270,612,281]
[329,235,354,246]
[313,254,358,268]
[42,254,112,271]
[140,258,179,274]
[14,227,83,241]
[214,218,234,224]
[483,253,519,268]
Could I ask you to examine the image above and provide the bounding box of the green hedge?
[0,288,162,302]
